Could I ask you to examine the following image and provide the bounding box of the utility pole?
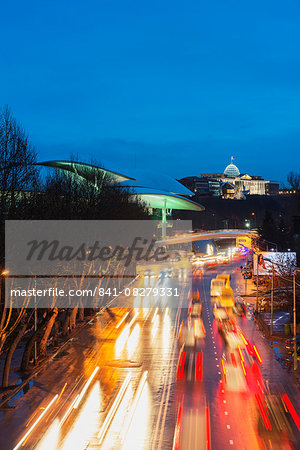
[162,198,167,241]
[256,254,259,311]
[293,273,297,371]
[34,276,37,364]
[255,253,298,370]
[270,265,274,336]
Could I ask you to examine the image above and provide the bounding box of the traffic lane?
[175,404,207,450]
[201,262,296,394]
[174,264,261,450]
[2,275,157,449]
[196,274,256,450]
[98,284,188,450]
[173,276,214,450]
[10,310,127,450]
[199,266,300,449]
[230,267,300,397]
[18,275,189,449]
[194,271,269,449]
[2,309,118,450]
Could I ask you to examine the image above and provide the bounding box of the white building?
[201,158,279,198]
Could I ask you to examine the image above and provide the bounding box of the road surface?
[1,260,299,449]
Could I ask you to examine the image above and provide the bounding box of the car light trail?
[221,360,226,384]
[128,311,139,328]
[60,395,79,426]
[178,322,183,339]
[230,353,237,367]
[121,371,148,441]
[61,382,101,450]
[151,307,158,323]
[152,314,159,339]
[253,345,262,364]
[127,323,140,358]
[240,360,246,377]
[73,366,99,409]
[255,393,272,430]
[13,394,58,450]
[238,345,244,362]
[172,404,183,450]
[240,333,248,346]
[282,394,300,430]
[116,312,129,329]
[35,419,60,450]
[115,324,130,357]
[195,352,203,381]
[57,382,68,402]
[205,405,211,450]
[97,373,131,444]
[176,352,186,380]
[164,308,169,323]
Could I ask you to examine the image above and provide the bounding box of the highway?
[1,259,300,449]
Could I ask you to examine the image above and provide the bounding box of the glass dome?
[224,162,240,178]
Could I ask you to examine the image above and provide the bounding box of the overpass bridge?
[157,229,259,246]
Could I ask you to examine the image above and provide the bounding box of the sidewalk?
[231,266,300,383]
[0,306,131,449]
[232,264,257,304]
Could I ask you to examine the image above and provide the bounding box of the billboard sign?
[253,252,296,276]
[236,236,252,249]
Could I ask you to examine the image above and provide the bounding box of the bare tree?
[0,106,38,219]
[39,308,58,356]
[287,171,300,192]
[2,311,33,388]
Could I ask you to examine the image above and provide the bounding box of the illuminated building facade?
[180,157,279,199]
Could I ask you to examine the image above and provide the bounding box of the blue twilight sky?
[1,0,300,184]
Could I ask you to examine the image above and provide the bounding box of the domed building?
[223,158,240,178]
[179,156,279,199]
[221,157,267,198]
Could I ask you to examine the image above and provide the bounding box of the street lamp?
[293,269,300,371]
[0,269,9,302]
[270,264,274,336]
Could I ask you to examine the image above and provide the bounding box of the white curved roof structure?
[39,160,136,183]
[128,188,204,210]
[120,169,193,196]
[38,160,204,212]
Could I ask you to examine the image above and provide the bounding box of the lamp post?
[256,254,259,311]
[270,265,274,336]
[293,271,299,371]
[34,276,37,364]
[0,269,9,301]
[162,199,167,241]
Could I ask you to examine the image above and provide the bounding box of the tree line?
[0,106,149,389]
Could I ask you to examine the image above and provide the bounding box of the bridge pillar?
[162,199,167,240]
